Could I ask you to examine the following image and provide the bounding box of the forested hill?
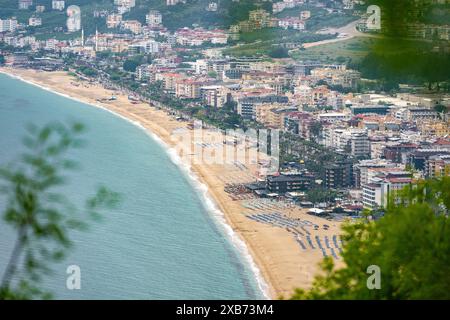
[0,0,273,33]
[125,0,273,30]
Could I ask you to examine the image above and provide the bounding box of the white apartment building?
[327,93,344,110]
[278,18,305,30]
[323,127,370,158]
[29,16,42,27]
[407,107,439,121]
[121,20,142,34]
[362,181,385,209]
[142,40,159,54]
[52,0,65,11]
[350,130,371,158]
[363,175,412,209]
[0,19,18,33]
[17,35,36,48]
[18,0,33,10]
[136,65,151,81]
[201,85,230,108]
[114,0,135,8]
[2,36,18,47]
[318,112,350,123]
[300,10,311,20]
[106,14,122,28]
[66,5,81,32]
[146,40,159,54]
[194,59,208,74]
[354,159,399,188]
[167,0,186,6]
[207,2,218,12]
[146,10,162,27]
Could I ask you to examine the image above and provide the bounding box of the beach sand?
[0,67,344,299]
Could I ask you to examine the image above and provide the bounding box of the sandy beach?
[0,67,343,299]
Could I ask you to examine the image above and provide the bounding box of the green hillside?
[0,0,113,37]
[124,0,272,30]
[0,0,272,34]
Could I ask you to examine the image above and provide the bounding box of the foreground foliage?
[0,122,120,299]
[292,177,450,299]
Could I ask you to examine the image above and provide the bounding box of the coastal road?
[302,20,374,49]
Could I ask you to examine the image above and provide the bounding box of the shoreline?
[0,68,272,299]
[143,125,271,299]
[0,67,343,299]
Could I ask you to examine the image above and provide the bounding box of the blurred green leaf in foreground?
[291,177,450,300]
[0,122,121,300]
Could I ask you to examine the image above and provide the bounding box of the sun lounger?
[296,236,307,250]
[306,236,315,249]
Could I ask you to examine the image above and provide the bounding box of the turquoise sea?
[0,73,265,299]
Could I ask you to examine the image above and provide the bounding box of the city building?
[350,130,371,158]
[146,10,162,27]
[200,85,231,109]
[106,14,123,29]
[362,173,412,209]
[18,0,33,10]
[237,95,289,120]
[121,20,142,34]
[353,159,399,189]
[0,19,18,33]
[114,0,136,8]
[266,173,314,194]
[323,127,370,158]
[325,160,353,189]
[300,10,311,20]
[407,107,439,121]
[409,149,450,172]
[167,0,186,6]
[175,79,202,99]
[427,155,450,178]
[206,2,218,12]
[156,72,184,93]
[52,0,65,11]
[29,16,42,27]
[318,112,350,123]
[278,17,305,30]
[351,105,391,115]
[383,143,418,164]
[66,5,81,32]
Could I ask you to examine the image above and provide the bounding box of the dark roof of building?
[267,174,312,183]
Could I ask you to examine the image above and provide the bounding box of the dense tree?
[356,1,450,90]
[268,46,289,58]
[291,177,450,300]
[434,104,448,114]
[309,121,323,140]
[359,51,450,91]
[123,59,140,73]
[77,66,97,77]
[306,188,338,204]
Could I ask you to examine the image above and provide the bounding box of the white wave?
[0,70,271,299]
[162,144,270,300]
